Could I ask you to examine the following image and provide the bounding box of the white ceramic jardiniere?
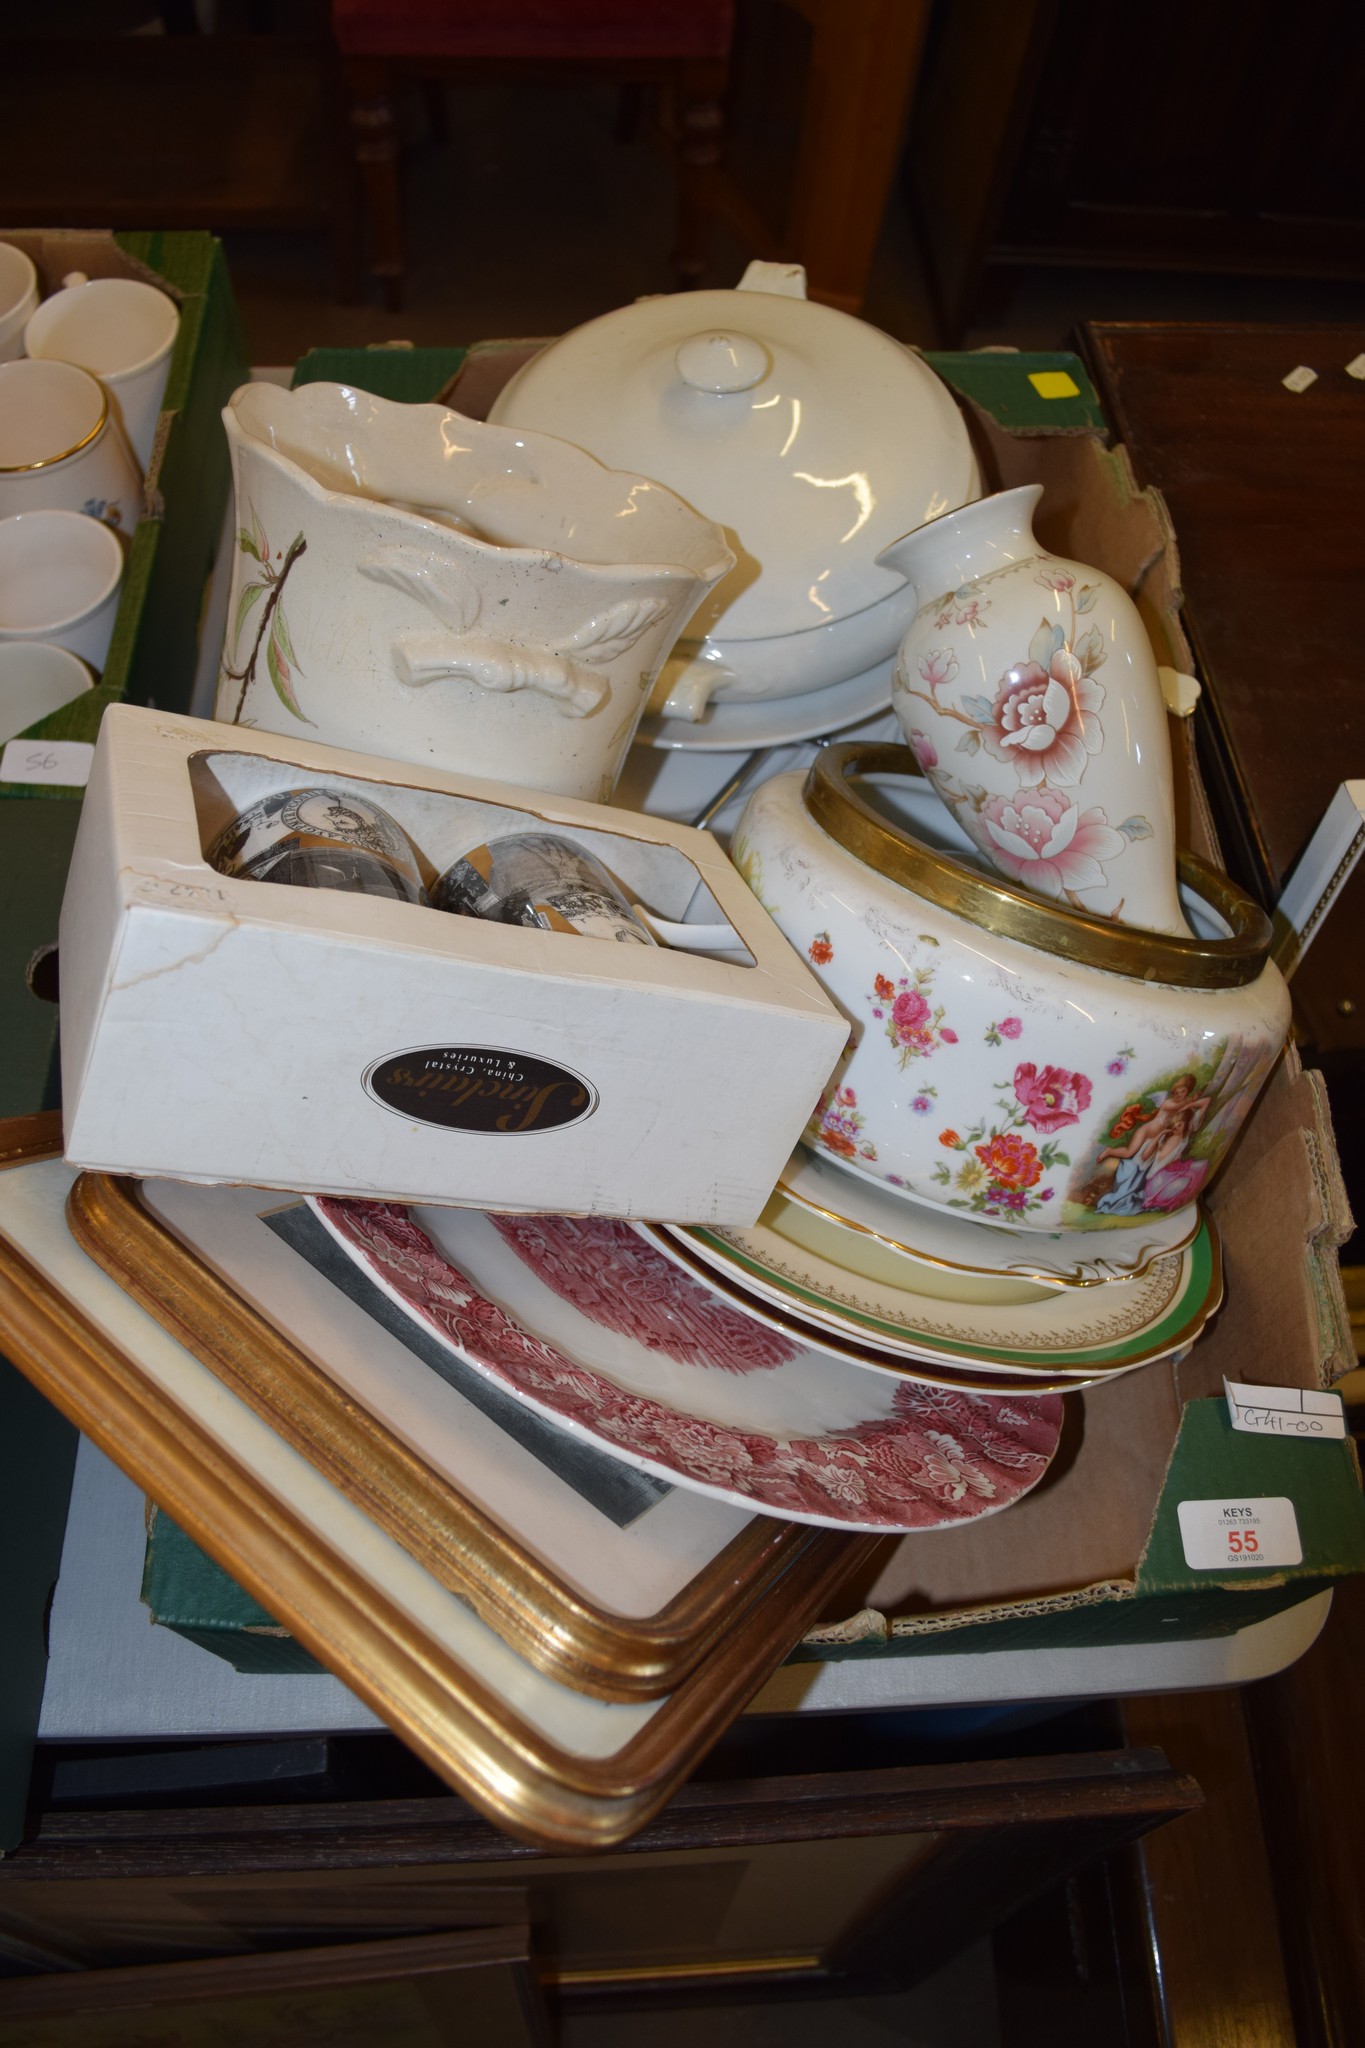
[882,484,1187,936]
[733,743,1290,1235]
[215,382,734,801]
[488,262,980,721]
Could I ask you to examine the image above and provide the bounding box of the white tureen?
[488,263,980,721]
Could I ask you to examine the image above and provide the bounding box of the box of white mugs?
[58,706,848,1223]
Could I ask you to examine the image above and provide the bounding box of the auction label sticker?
[1223,1379,1346,1439]
[0,739,94,788]
[1177,1497,1303,1572]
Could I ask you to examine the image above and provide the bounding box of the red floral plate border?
[309,1199,1063,1534]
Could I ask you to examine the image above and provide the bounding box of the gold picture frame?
[63,1165,856,1704]
[0,1117,878,1849]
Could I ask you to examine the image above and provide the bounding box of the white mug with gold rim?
[0,359,142,535]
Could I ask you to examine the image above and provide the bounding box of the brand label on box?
[363,1045,598,1135]
[1177,1496,1303,1572]
[1223,1378,1346,1439]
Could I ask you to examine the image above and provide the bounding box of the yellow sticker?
[1028,370,1081,400]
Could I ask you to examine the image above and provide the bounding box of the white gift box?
[59,707,847,1223]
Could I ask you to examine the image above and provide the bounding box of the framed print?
[0,1119,876,1848]
[65,1166,858,1701]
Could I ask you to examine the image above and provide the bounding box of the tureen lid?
[488,263,979,646]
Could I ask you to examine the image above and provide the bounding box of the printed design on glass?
[1067,1034,1273,1221]
[316,1198,1063,1528]
[222,503,309,724]
[489,1213,797,1373]
[896,564,1153,909]
[206,785,425,904]
[932,1057,1094,1219]
[433,834,652,945]
[211,787,411,869]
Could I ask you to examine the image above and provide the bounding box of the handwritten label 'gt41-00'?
[1176,1497,1303,1572]
[363,1046,598,1136]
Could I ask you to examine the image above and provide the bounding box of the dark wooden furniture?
[706,0,933,315]
[0,37,343,245]
[0,1736,1198,2023]
[1082,321,1365,1233]
[1116,1576,1365,2048]
[909,0,1365,341]
[332,0,734,310]
[0,1927,549,2047]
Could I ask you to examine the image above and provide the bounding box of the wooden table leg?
[783,0,932,315]
[344,55,405,312]
[1119,1688,1297,2046]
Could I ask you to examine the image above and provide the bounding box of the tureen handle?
[736,260,807,299]
[392,632,609,717]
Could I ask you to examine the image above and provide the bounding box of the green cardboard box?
[135,340,1363,1675]
[0,230,248,1119]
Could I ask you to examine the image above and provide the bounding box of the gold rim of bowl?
[805,742,1274,991]
[773,1161,1202,1289]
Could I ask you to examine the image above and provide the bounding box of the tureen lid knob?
[674,330,770,394]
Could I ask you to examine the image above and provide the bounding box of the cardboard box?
[58,706,847,1223]
[191,336,1350,1657]
[0,232,247,1123]
[794,1047,1364,1663]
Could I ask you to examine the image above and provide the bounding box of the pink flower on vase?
[1000,1016,1023,1039]
[1037,570,1075,593]
[908,728,939,770]
[978,788,1126,900]
[917,648,958,692]
[984,652,1104,787]
[954,597,988,627]
[940,1027,958,1044]
[1013,1061,1092,1134]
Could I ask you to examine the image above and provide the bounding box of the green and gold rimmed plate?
[630,1222,1123,1396]
[635,1194,1222,1380]
[778,1146,1203,1290]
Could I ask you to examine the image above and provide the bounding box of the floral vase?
[879,484,1189,937]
